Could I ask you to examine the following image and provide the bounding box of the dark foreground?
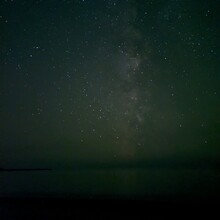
[1,168,220,219]
[0,196,219,219]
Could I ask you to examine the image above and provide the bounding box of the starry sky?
[1,0,220,169]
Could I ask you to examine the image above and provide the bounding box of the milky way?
[1,0,219,168]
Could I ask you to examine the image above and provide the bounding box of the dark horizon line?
[0,168,52,172]
[1,158,220,171]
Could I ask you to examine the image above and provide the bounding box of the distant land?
[0,168,52,172]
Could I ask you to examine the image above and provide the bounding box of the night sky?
[1,0,220,169]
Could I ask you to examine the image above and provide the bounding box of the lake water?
[1,168,220,198]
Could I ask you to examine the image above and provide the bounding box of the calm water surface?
[1,169,220,198]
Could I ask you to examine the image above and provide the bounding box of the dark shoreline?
[0,168,52,172]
